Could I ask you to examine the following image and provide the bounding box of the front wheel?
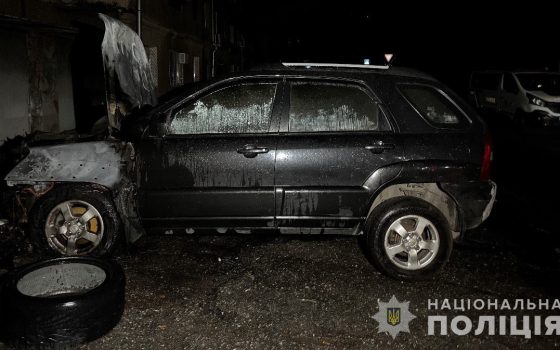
[29,185,122,256]
[363,198,452,281]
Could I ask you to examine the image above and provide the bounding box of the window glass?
[516,73,560,95]
[472,73,501,90]
[169,83,276,134]
[400,85,467,126]
[503,74,519,94]
[288,82,387,132]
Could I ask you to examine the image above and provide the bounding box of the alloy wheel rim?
[44,200,104,255]
[383,214,440,270]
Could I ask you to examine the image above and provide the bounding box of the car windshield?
[515,73,560,95]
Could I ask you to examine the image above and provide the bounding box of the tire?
[363,197,452,281]
[0,257,125,349]
[29,184,122,257]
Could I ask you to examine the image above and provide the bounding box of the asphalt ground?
[75,205,560,349]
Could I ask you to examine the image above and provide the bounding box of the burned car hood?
[4,141,123,189]
[99,14,157,131]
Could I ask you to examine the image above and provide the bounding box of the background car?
[469,70,560,126]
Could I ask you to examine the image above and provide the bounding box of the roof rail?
[282,62,390,70]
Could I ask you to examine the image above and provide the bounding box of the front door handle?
[365,141,395,154]
[236,144,269,158]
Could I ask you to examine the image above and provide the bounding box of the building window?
[193,56,200,82]
[170,51,186,88]
[146,47,158,88]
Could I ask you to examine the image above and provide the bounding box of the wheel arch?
[19,180,143,246]
[367,183,461,239]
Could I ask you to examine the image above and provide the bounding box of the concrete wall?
[0,28,75,142]
[0,29,30,141]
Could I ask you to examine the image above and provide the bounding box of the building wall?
[27,32,76,133]
[0,28,75,142]
[134,0,207,94]
[0,29,30,141]
[0,0,247,142]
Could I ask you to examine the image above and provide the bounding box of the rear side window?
[169,83,277,134]
[288,82,390,132]
[399,85,469,128]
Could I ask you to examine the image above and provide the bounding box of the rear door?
[274,79,403,230]
[138,78,282,229]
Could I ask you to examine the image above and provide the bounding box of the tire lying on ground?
[0,257,125,348]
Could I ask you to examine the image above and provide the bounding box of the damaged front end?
[4,141,144,243]
[2,14,158,244]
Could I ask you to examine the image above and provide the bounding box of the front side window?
[400,85,468,128]
[503,73,519,94]
[288,82,388,132]
[169,83,277,134]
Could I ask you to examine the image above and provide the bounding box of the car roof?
[472,70,560,75]
[245,63,437,81]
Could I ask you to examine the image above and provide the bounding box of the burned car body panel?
[4,141,123,189]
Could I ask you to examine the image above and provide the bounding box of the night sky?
[240,1,560,94]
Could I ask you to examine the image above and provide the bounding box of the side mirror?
[149,112,168,137]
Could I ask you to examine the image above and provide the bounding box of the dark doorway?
[69,24,105,134]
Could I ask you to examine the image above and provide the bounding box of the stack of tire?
[0,257,125,349]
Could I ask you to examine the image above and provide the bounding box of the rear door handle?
[236,144,269,158]
[365,142,395,154]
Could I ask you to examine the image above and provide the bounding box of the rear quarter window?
[398,84,470,129]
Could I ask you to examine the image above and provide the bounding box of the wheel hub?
[68,222,82,236]
[403,234,420,251]
[60,219,84,237]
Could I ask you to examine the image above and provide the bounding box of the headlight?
[527,93,546,107]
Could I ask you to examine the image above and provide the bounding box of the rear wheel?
[363,198,452,280]
[29,185,121,256]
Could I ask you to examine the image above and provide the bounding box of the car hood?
[99,14,157,131]
[527,90,560,103]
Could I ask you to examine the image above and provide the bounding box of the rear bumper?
[440,180,497,231]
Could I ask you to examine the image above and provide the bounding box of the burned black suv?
[2,17,495,281]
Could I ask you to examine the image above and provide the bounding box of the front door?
[499,72,520,115]
[138,80,281,229]
[274,79,403,229]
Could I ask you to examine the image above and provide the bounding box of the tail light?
[480,132,493,181]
